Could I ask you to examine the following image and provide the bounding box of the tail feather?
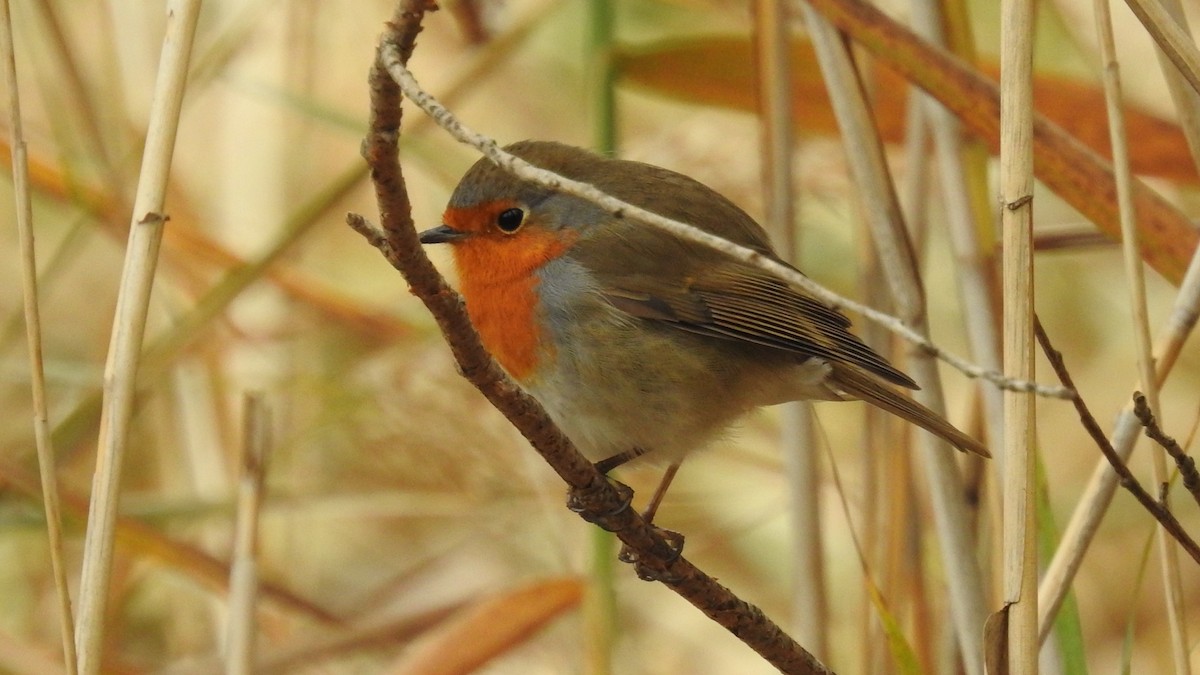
[831,365,989,458]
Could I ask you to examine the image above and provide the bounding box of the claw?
[619,527,685,582]
[567,478,634,532]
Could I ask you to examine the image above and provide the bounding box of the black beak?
[418,224,468,244]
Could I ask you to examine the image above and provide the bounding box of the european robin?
[419,141,988,481]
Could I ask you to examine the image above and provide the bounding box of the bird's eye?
[496,208,525,233]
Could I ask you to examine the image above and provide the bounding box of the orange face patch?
[441,200,576,381]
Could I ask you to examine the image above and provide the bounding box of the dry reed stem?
[381,46,1066,401]
[1093,1,1192,671]
[888,105,933,672]
[1124,0,1200,96]
[1154,0,1200,170]
[0,0,77,671]
[752,0,827,657]
[225,393,270,675]
[356,3,831,672]
[998,0,1038,671]
[74,4,203,673]
[1038,243,1200,639]
[798,8,987,672]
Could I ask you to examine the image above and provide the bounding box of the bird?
[419,140,987,508]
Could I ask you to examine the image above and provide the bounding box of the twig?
[354,3,832,673]
[378,43,1069,401]
[0,0,77,671]
[1034,320,1200,566]
[74,4,203,674]
[1134,393,1200,512]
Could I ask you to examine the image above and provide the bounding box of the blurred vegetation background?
[2,0,1199,673]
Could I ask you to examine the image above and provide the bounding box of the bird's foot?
[566,478,633,532]
[619,527,685,582]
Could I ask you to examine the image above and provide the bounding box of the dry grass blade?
[75,6,204,672]
[0,0,77,670]
[385,578,584,675]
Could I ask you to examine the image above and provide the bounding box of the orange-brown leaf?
[386,577,584,675]
[616,28,1198,284]
[616,37,1198,185]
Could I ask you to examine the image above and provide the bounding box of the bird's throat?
[451,233,572,381]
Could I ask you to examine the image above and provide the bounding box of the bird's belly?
[525,307,834,464]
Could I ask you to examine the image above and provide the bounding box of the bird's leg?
[619,461,685,581]
[641,462,681,525]
[594,447,648,474]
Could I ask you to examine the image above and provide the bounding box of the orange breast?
[450,226,574,382]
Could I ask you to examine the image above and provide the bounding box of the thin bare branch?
[1034,320,1200,567]
[1134,393,1200,512]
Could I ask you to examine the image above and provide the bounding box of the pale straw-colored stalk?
[1092,1,1190,672]
[74,3,203,674]
[1155,0,1200,165]
[1123,0,1200,95]
[173,361,232,636]
[797,7,987,673]
[999,0,1038,671]
[225,393,270,675]
[881,101,929,675]
[0,0,77,671]
[753,0,827,657]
